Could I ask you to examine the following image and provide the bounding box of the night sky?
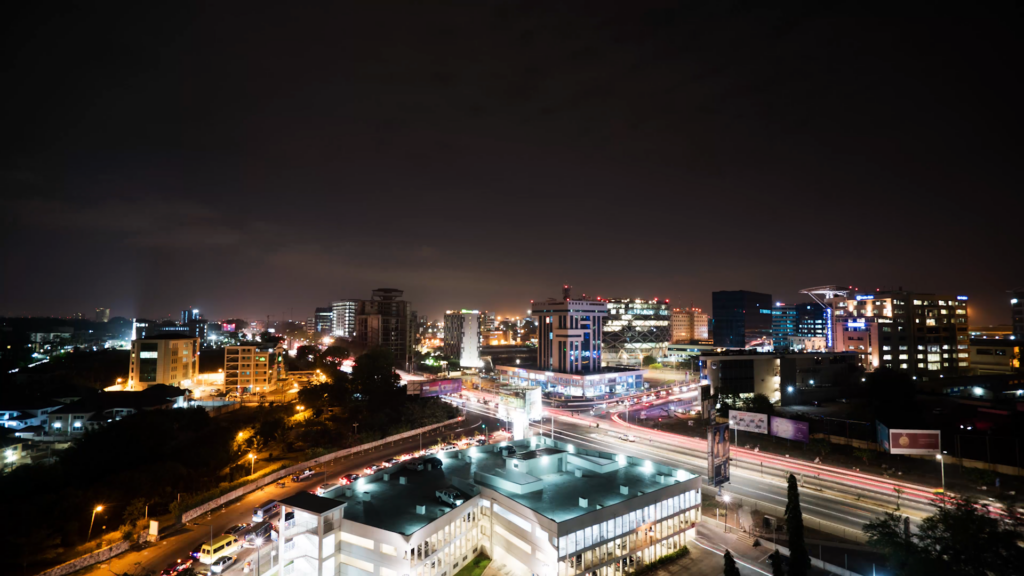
[2,3,1021,325]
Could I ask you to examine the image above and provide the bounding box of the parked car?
[292,468,315,482]
[340,473,360,485]
[499,445,517,456]
[423,457,443,469]
[211,555,236,574]
[436,489,465,507]
[405,458,425,471]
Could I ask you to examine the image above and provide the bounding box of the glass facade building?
[602,299,672,366]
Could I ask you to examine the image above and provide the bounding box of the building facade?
[602,299,672,366]
[970,339,1021,375]
[670,307,709,344]
[532,288,608,373]
[332,299,360,338]
[711,291,774,349]
[443,310,483,368]
[272,436,700,576]
[356,288,413,370]
[128,334,200,390]
[94,308,110,323]
[833,291,970,379]
[700,351,861,401]
[225,345,283,393]
[771,304,797,350]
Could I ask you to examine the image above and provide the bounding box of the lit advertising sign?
[888,429,941,455]
[708,423,730,487]
[420,379,463,397]
[728,410,768,434]
[770,416,809,443]
[222,323,236,332]
[876,421,891,452]
[956,296,968,301]
[847,321,866,329]
[855,295,874,301]
[825,307,833,348]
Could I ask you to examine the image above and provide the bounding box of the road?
[457,390,938,537]
[80,415,501,576]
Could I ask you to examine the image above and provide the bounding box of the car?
[498,445,517,456]
[316,483,336,496]
[363,464,381,474]
[292,468,315,482]
[423,456,443,469]
[211,555,236,574]
[189,543,205,560]
[474,437,487,446]
[619,434,636,442]
[424,447,439,455]
[340,473,360,484]
[397,453,414,461]
[160,558,193,576]
[382,458,400,467]
[223,523,250,536]
[441,443,458,452]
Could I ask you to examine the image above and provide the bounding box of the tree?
[863,495,1024,576]
[810,437,831,458]
[784,474,811,576]
[745,393,775,415]
[723,550,741,576]
[769,550,785,576]
[122,498,147,527]
[642,355,657,367]
[852,448,873,465]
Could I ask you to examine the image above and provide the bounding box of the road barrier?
[34,541,132,576]
[181,416,463,522]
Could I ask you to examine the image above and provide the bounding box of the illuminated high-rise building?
[712,290,773,348]
[603,298,673,365]
[331,299,359,337]
[443,309,482,368]
[671,307,709,344]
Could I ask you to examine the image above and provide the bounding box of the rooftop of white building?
[309,437,697,536]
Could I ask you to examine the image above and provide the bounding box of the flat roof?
[317,439,695,536]
[495,364,646,375]
[279,492,347,515]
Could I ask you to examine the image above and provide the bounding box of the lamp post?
[723,495,731,533]
[87,505,103,541]
[194,522,214,563]
[249,453,256,475]
[254,537,264,575]
[936,454,946,500]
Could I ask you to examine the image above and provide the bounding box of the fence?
[181,416,463,522]
[35,540,132,576]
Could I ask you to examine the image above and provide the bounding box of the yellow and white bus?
[199,534,240,564]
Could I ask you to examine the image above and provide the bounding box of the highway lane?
[457,394,934,535]
[78,414,500,576]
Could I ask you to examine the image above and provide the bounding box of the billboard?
[889,429,941,455]
[770,416,809,443]
[420,379,463,397]
[876,421,891,453]
[728,410,768,434]
[708,422,731,487]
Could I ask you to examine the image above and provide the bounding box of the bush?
[633,546,689,574]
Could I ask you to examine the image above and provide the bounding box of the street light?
[249,453,256,475]
[254,537,264,575]
[87,505,103,541]
[723,495,731,533]
[936,454,946,498]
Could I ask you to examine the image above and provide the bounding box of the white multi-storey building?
[272,437,700,576]
[332,300,360,338]
[443,310,482,369]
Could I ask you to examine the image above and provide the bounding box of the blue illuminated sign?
[847,321,865,329]
[855,295,874,301]
[826,307,833,348]
[956,296,968,301]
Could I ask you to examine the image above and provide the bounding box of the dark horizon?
[2,3,1021,325]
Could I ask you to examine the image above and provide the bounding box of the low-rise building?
[700,351,861,401]
[970,338,1021,375]
[128,334,200,390]
[0,400,63,430]
[46,385,187,436]
[225,345,284,394]
[273,436,700,576]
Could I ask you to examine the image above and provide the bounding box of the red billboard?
[888,429,941,455]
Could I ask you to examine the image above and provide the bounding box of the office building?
[603,298,673,366]
[273,436,700,576]
[128,334,200,390]
[225,345,284,393]
[496,287,645,398]
[833,290,970,379]
[443,310,483,368]
[1012,290,1024,340]
[771,304,797,350]
[480,311,496,332]
[315,307,335,335]
[700,351,860,401]
[94,308,110,323]
[180,308,207,341]
[970,339,1021,375]
[711,291,773,349]
[356,288,413,370]
[670,307,709,344]
[306,317,315,334]
[332,299,360,338]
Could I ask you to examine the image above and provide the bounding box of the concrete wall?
[182,416,462,522]
[35,541,132,576]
